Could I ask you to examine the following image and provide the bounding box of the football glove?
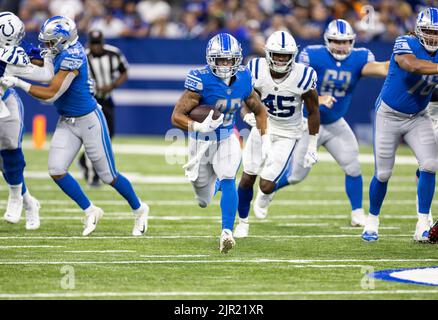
[261,133,272,161]
[191,110,224,133]
[303,134,318,168]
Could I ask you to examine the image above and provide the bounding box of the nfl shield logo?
[227,89,232,95]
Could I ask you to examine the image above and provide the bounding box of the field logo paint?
[368,266,438,287]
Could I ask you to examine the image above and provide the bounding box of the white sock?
[22,190,33,207]
[9,183,22,200]
[84,204,95,215]
[133,201,146,214]
[418,213,429,224]
[239,217,249,224]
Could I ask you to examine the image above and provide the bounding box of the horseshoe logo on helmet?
[0,21,15,37]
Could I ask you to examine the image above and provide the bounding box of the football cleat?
[25,196,40,230]
[351,208,366,227]
[362,214,379,242]
[253,187,273,219]
[82,206,104,236]
[220,229,235,253]
[233,218,249,238]
[4,195,23,224]
[132,202,149,236]
[413,217,430,242]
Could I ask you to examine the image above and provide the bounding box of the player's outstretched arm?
[303,88,320,136]
[171,89,201,131]
[1,69,77,103]
[244,89,268,135]
[395,54,438,75]
[361,61,390,77]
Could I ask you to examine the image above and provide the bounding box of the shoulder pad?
[0,46,29,66]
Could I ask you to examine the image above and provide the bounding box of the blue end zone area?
[369,266,438,287]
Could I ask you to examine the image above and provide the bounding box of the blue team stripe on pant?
[274,142,297,183]
[94,109,117,179]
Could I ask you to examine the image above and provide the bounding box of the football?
[188,105,221,123]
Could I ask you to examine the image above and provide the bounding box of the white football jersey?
[0,46,54,84]
[428,100,438,122]
[247,57,317,138]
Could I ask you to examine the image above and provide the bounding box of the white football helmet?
[416,7,438,52]
[265,31,298,73]
[38,15,78,55]
[0,12,25,48]
[206,33,242,79]
[324,19,356,61]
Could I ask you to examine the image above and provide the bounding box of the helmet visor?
[418,26,438,51]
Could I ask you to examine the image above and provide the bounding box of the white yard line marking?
[138,254,210,258]
[278,223,330,227]
[340,226,401,230]
[63,250,135,253]
[0,234,413,240]
[0,246,64,249]
[1,289,438,298]
[0,199,430,206]
[0,259,437,266]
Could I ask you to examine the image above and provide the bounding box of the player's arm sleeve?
[6,55,54,83]
[297,47,311,66]
[393,36,414,55]
[184,69,204,94]
[300,67,317,94]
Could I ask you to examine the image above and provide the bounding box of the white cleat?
[25,196,41,230]
[253,187,273,219]
[3,195,23,224]
[82,206,104,236]
[351,208,366,227]
[132,202,149,236]
[428,212,434,228]
[233,218,249,238]
[413,215,430,242]
[220,229,235,254]
[362,214,379,242]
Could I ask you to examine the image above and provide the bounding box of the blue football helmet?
[38,15,78,55]
[206,33,242,79]
[324,19,356,61]
[416,7,438,52]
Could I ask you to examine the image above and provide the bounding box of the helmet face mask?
[206,33,242,79]
[38,15,78,56]
[0,12,25,48]
[416,8,438,53]
[264,31,298,74]
[324,19,356,61]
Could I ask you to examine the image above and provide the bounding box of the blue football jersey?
[184,65,253,140]
[53,41,97,117]
[298,45,374,124]
[379,35,438,114]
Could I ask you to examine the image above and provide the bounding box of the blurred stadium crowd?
[0,0,435,49]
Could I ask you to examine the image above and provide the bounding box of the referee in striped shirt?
[79,30,129,187]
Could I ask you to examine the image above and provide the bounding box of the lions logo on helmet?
[206,33,242,79]
[415,7,438,52]
[0,12,25,48]
[265,31,298,73]
[38,15,78,55]
[324,19,356,61]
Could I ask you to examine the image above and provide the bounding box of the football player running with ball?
[234,31,320,238]
[0,16,149,236]
[362,7,438,242]
[172,33,268,253]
